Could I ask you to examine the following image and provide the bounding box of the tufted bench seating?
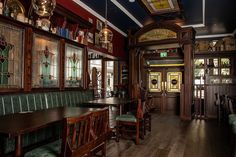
[0,89,94,155]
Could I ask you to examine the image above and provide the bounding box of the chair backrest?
[228,98,235,114]
[223,95,230,113]
[90,108,109,140]
[215,93,220,106]
[145,96,154,113]
[61,113,92,157]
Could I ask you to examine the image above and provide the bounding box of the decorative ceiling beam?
[110,0,143,27]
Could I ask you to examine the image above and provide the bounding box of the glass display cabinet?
[0,22,24,88]
[32,34,60,88]
[65,44,83,87]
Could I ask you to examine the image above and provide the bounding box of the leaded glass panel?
[32,34,59,88]
[221,68,230,75]
[0,22,23,88]
[221,58,230,67]
[65,44,83,87]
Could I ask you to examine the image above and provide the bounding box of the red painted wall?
[56,0,127,60]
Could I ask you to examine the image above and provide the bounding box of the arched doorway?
[128,22,195,120]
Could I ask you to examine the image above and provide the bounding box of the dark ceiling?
[79,0,236,37]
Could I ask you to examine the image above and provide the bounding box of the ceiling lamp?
[99,0,113,44]
[129,0,135,2]
[32,0,56,17]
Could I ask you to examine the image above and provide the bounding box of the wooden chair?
[116,99,143,144]
[222,95,230,121]
[143,98,152,135]
[61,113,92,157]
[214,93,221,122]
[90,108,109,157]
[228,98,235,114]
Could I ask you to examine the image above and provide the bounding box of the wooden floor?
[106,112,231,157]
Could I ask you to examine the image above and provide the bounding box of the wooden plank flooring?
[106,112,230,157]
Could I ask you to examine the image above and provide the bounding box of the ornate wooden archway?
[128,22,195,120]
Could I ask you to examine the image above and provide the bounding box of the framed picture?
[94,32,100,47]
[96,19,103,31]
[87,32,94,43]
[108,43,113,53]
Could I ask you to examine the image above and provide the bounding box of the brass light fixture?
[32,0,56,17]
[99,0,113,44]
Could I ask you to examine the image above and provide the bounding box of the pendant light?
[99,0,113,44]
[32,0,56,17]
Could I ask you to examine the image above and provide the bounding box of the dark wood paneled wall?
[205,84,236,118]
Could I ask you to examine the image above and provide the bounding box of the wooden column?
[101,59,106,98]
[24,28,33,92]
[129,48,139,98]
[180,27,195,120]
[59,39,65,90]
[83,46,89,89]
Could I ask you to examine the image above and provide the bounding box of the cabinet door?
[32,34,60,88]
[0,22,24,88]
[65,44,83,87]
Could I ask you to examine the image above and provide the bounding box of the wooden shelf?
[54,4,93,29]
[194,50,236,57]
[0,14,88,47]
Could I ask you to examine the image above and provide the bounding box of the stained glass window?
[0,22,23,88]
[32,34,59,88]
[65,44,83,87]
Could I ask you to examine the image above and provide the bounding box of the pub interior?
[0,0,235,157]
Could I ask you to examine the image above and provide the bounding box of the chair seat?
[24,140,61,157]
[229,114,236,125]
[232,121,236,134]
[116,114,137,122]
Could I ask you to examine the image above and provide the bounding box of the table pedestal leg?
[15,135,22,157]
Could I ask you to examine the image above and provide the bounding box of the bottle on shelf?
[0,2,3,15]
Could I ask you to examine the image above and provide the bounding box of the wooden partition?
[205,84,236,118]
[128,22,195,120]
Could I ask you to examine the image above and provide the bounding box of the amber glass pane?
[0,22,23,88]
[221,58,230,67]
[194,59,204,68]
[221,68,230,75]
[194,69,204,78]
[222,78,232,84]
[167,72,182,92]
[65,44,83,87]
[149,72,162,92]
[32,34,59,88]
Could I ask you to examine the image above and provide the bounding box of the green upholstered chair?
[228,98,236,125]
[116,99,143,144]
[143,97,152,135]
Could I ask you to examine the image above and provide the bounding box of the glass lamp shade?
[32,0,56,17]
[99,22,113,44]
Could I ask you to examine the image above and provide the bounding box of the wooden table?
[86,97,135,115]
[0,107,99,157]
